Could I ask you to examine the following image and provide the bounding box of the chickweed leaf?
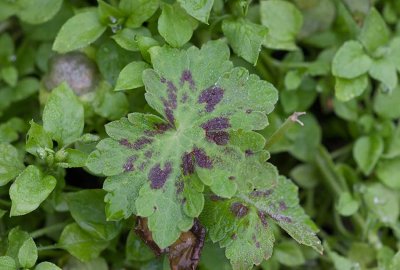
[16,0,62,24]
[0,143,25,186]
[9,165,57,216]
[177,0,214,23]
[43,83,84,146]
[53,10,106,53]
[87,40,278,248]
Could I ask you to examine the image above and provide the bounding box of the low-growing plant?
[1,0,400,269]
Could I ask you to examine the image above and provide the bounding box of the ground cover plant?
[1,0,400,269]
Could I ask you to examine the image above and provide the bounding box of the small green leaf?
[353,135,384,175]
[260,0,303,50]
[333,98,359,121]
[0,143,25,186]
[16,0,62,24]
[126,230,155,262]
[18,237,37,268]
[0,118,27,144]
[53,10,106,53]
[336,192,359,216]
[177,0,214,23]
[66,189,122,240]
[358,8,390,54]
[10,165,57,216]
[389,37,400,73]
[119,0,159,28]
[222,18,267,64]
[289,164,319,189]
[335,74,368,102]
[376,158,400,189]
[1,66,18,87]
[115,61,150,91]
[0,256,16,270]
[158,3,198,47]
[93,82,129,120]
[26,120,53,158]
[364,183,399,224]
[59,223,109,262]
[332,41,372,79]
[6,228,36,268]
[369,56,397,91]
[57,148,88,168]
[43,83,84,146]
[111,27,151,51]
[35,262,62,270]
[275,241,305,267]
[373,87,400,119]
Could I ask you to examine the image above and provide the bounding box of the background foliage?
[1,0,400,269]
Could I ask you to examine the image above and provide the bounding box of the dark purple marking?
[246,109,252,114]
[230,202,249,218]
[256,242,261,248]
[257,211,268,227]
[182,152,195,175]
[251,189,273,197]
[119,138,133,148]
[144,123,172,137]
[167,81,177,94]
[245,149,254,156]
[123,156,137,172]
[205,130,229,145]
[133,137,153,150]
[228,176,236,180]
[148,162,172,189]
[180,70,195,90]
[231,234,237,240]
[175,181,184,194]
[145,151,153,158]
[198,86,224,112]
[279,201,287,211]
[201,117,230,131]
[269,213,292,223]
[164,102,175,124]
[193,148,213,168]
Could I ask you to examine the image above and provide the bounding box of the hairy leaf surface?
[87,40,278,248]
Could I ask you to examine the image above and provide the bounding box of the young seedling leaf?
[87,40,278,248]
[201,176,322,270]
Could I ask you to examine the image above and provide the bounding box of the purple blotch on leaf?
[201,117,230,131]
[230,202,249,218]
[182,152,195,175]
[144,123,172,137]
[251,189,273,197]
[279,201,287,211]
[180,70,195,90]
[269,213,292,223]
[149,162,172,189]
[198,86,224,112]
[123,156,137,172]
[205,131,229,145]
[257,211,268,227]
[193,148,213,168]
[133,137,153,150]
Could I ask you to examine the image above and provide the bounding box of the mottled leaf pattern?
[87,40,278,248]
[201,176,322,270]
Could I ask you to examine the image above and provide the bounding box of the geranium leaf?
[87,40,278,248]
[201,176,322,270]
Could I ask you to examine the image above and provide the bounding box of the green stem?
[265,112,306,150]
[0,199,11,207]
[30,222,68,239]
[37,244,60,251]
[314,146,366,233]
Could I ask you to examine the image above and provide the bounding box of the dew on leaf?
[198,86,224,112]
[149,162,172,189]
[230,202,249,218]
